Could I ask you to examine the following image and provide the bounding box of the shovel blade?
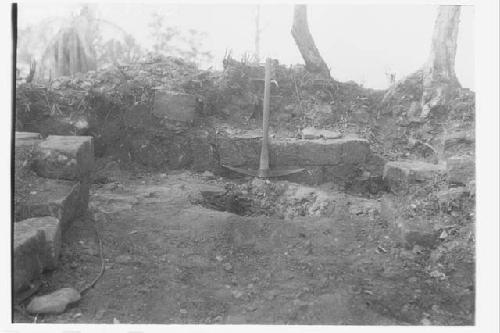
[223,165,260,177]
[260,168,305,178]
[223,165,304,178]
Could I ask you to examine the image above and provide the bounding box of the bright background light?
[17,3,474,90]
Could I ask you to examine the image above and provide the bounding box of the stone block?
[13,225,45,293]
[271,137,369,166]
[383,160,446,193]
[15,216,62,271]
[15,178,86,228]
[447,156,475,186]
[218,135,370,168]
[153,90,198,123]
[15,132,42,149]
[218,134,262,168]
[33,135,94,182]
[218,134,370,184]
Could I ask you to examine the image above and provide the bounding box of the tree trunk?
[421,5,461,117]
[254,5,260,63]
[291,5,330,78]
[424,5,461,84]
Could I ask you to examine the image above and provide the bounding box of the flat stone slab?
[33,135,94,181]
[447,156,474,186]
[16,131,42,141]
[15,131,42,148]
[153,90,198,123]
[15,177,87,228]
[383,160,446,193]
[301,127,342,140]
[218,135,370,168]
[13,216,61,293]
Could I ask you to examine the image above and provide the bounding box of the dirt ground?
[13,168,474,325]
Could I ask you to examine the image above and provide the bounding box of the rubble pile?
[374,71,475,160]
[199,179,338,220]
[16,56,474,176]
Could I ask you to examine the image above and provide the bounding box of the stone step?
[383,160,446,193]
[218,135,371,184]
[32,135,94,182]
[218,135,369,167]
[15,177,88,228]
[13,216,61,293]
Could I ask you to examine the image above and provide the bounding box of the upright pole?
[258,58,272,176]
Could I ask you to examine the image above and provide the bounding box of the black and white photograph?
[2,0,499,330]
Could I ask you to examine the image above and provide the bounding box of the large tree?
[382,5,462,120]
[291,5,330,78]
[421,5,461,118]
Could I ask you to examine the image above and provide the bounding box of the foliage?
[148,12,213,66]
[92,22,145,66]
[17,18,66,75]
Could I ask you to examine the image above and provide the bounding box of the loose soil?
[14,168,473,325]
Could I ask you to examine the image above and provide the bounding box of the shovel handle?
[259,58,272,171]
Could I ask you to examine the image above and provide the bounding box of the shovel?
[223,58,304,178]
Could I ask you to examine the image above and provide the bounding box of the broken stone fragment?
[201,170,215,179]
[27,287,81,315]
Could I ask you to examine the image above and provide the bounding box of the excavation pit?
[195,178,381,221]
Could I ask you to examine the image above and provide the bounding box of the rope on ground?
[13,213,105,321]
[79,213,106,295]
